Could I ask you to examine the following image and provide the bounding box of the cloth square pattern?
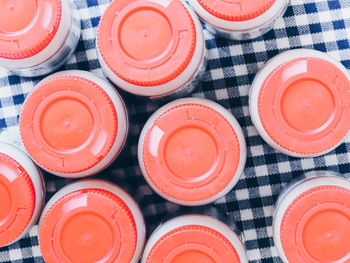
[0,0,350,262]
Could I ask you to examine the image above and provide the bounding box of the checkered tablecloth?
[0,0,350,262]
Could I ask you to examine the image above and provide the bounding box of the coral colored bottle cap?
[0,0,61,59]
[20,76,118,174]
[142,104,240,203]
[146,225,241,263]
[280,185,350,262]
[0,152,35,246]
[258,57,350,155]
[97,0,196,86]
[40,189,137,263]
[196,0,276,21]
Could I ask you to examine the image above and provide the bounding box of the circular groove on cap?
[142,103,240,202]
[146,225,241,263]
[196,0,276,21]
[20,76,118,174]
[97,0,196,86]
[0,152,35,246]
[258,57,350,155]
[280,185,350,263]
[40,189,137,263]
[0,0,62,59]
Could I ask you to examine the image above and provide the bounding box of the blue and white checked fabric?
[1,0,350,262]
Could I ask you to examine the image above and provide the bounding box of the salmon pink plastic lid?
[0,152,35,246]
[0,0,62,59]
[258,56,350,155]
[146,225,241,263]
[20,76,118,174]
[280,185,350,262]
[196,0,276,21]
[142,103,240,203]
[40,189,137,263]
[97,0,196,86]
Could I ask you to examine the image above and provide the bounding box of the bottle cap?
[142,103,241,203]
[258,57,350,155]
[146,225,241,262]
[20,76,118,174]
[40,189,137,262]
[0,152,35,246]
[97,0,196,86]
[280,185,350,262]
[196,0,276,21]
[0,0,61,59]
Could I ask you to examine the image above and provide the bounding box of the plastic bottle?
[249,49,350,157]
[273,171,350,263]
[97,0,206,99]
[20,70,128,178]
[39,179,146,263]
[142,208,248,263]
[0,142,45,247]
[0,0,81,77]
[138,97,246,205]
[188,0,289,40]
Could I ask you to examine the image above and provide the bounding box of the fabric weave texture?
[0,0,350,262]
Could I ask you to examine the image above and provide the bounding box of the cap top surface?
[40,189,137,263]
[146,225,241,263]
[258,57,350,155]
[97,0,197,86]
[196,0,276,21]
[0,152,35,246]
[20,76,118,174]
[280,185,350,263]
[0,0,62,59]
[142,103,241,202]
